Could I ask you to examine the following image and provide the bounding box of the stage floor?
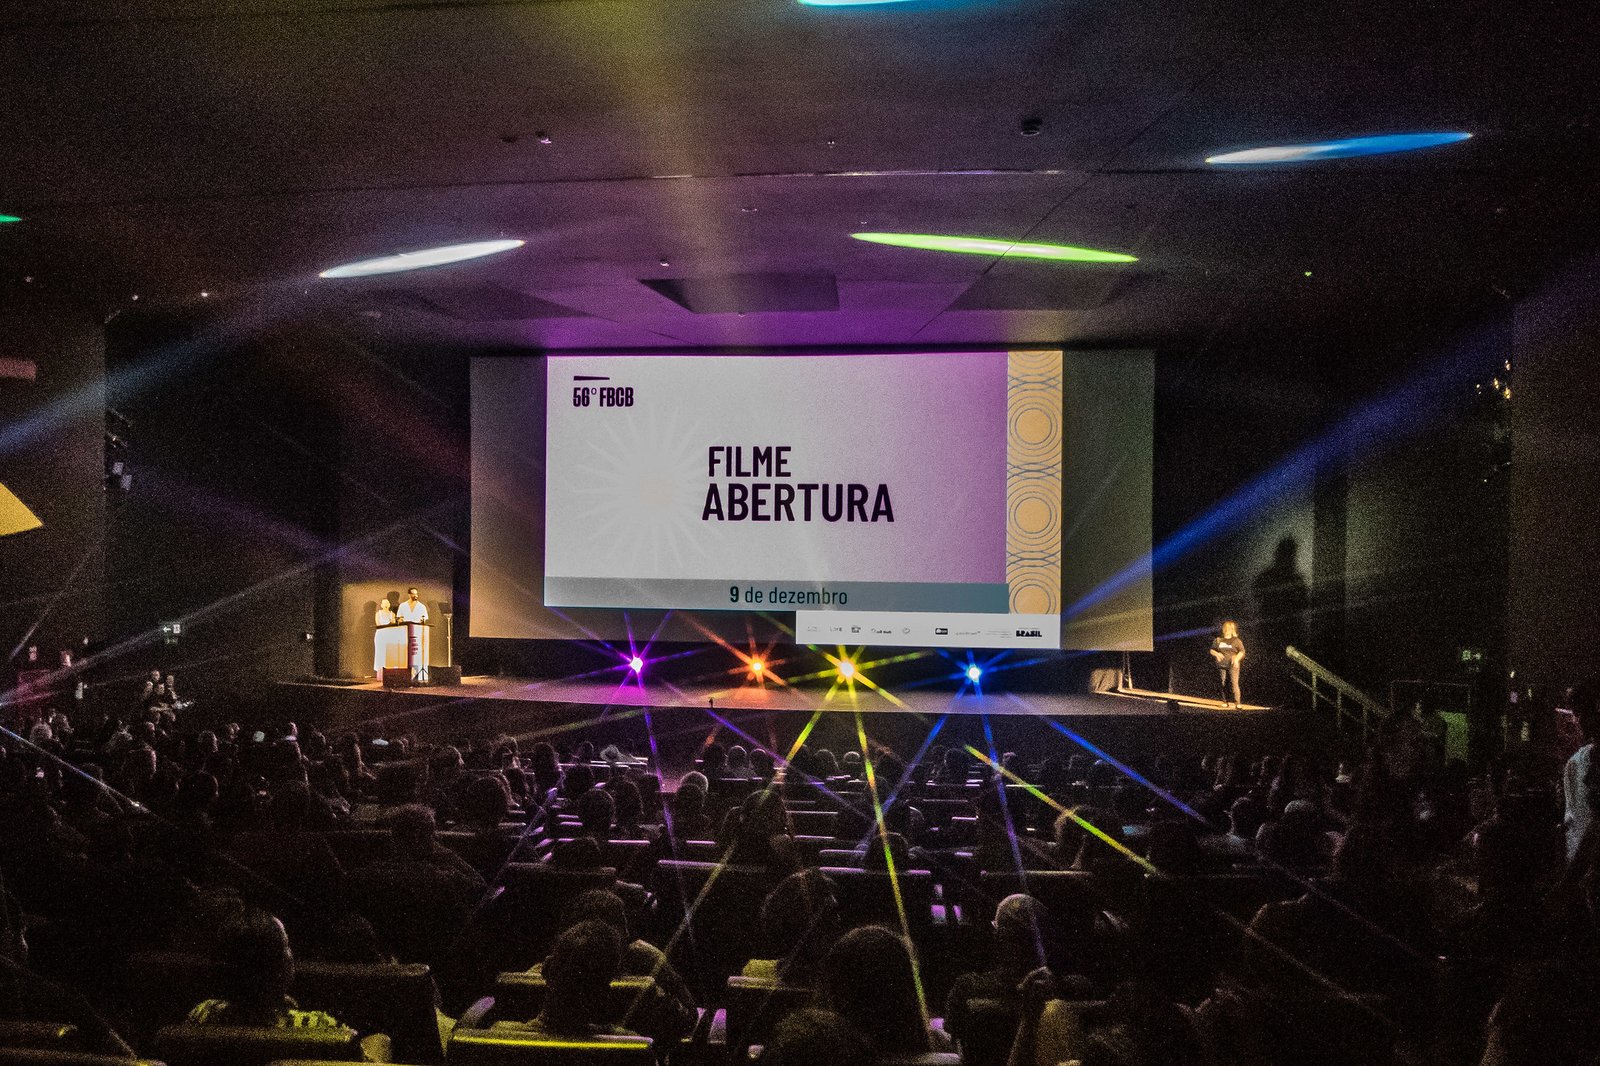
[275,674,1300,781]
[287,674,1273,718]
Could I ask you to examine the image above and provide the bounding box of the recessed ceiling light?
[852,232,1137,263]
[1205,132,1471,165]
[0,215,20,223]
[318,239,525,279]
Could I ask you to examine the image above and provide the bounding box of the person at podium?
[396,587,429,624]
[374,598,396,627]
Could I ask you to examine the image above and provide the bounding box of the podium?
[375,621,430,683]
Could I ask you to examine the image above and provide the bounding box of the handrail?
[1284,645,1389,744]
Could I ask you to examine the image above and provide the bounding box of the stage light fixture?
[628,655,644,673]
[852,232,1137,263]
[966,663,983,683]
[750,658,765,675]
[1205,132,1471,165]
[318,239,526,278]
[837,658,857,680]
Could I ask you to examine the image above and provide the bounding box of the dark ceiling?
[0,0,1595,351]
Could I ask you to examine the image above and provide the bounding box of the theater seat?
[949,998,1019,1066]
[0,1054,162,1066]
[0,1022,83,1051]
[818,867,937,935]
[651,860,775,994]
[292,961,443,1064]
[483,975,658,1026]
[722,977,815,1059]
[786,809,837,837]
[151,1024,360,1066]
[124,953,443,1063]
[446,1028,652,1066]
[489,865,620,967]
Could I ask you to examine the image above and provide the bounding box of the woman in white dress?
[373,598,397,676]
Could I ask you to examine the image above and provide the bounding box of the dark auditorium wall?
[1508,261,1600,692]
[1153,313,1511,722]
[103,313,337,701]
[0,300,105,669]
[318,330,467,679]
[1153,337,1324,705]
[101,315,468,701]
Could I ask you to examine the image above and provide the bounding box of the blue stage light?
[965,663,983,683]
[1206,132,1470,165]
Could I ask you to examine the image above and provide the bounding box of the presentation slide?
[542,351,1060,649]
[471,349,1154,651]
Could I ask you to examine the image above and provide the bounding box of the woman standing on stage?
[373,598,397,677]
[1210,620,1246,708]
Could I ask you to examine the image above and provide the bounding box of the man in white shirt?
[396,587,429,624]
[1563,690,1600,862]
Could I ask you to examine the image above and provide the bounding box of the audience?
[1,670,1596,1066]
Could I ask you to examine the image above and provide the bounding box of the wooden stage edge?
[275,676,1316,779]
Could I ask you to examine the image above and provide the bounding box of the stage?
[274,675,1313,781]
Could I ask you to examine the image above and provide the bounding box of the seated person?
[662,782,713,841]
[521,890,695,1043]
[723,788,800,873]
[576,787,617,841]
[608,778,647,839]
[756,1007,870,1066]
[386,803,485,884]
[743,870,840,987]
[347,805,485,967]
[187,909,349,1030]
[861,831,912,872]
[823,925,950,1054]
[497,920,640,1039]
[946,894,1092,1054]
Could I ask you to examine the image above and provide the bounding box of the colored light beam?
[855,710,929,1023]
[991,692,1432,964]
[801,0,922,5]
[0,214,20,223]
[963,744,1157,875]
[318,239,525,278]
[853,232,1137,263]
[1206,132,1471,165]
[0,480,42,536]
